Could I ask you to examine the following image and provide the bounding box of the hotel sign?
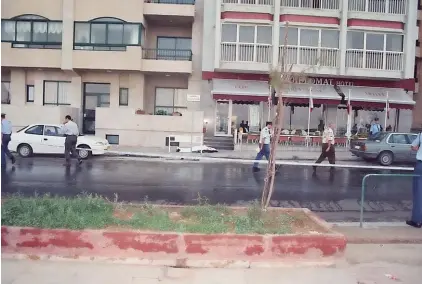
[290,77,355,86]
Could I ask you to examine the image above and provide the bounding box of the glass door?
[215,100,232,136]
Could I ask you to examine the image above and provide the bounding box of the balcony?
[345,49,403,78]
[348,0,407,22]
[220,43,272,72]
[143,0,195,20]
[278,46,339,75]
[142,48,193,73]
[222,0,274,14]
[1,43,62,69]
[280,0,340,17]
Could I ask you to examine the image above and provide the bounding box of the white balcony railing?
[221,43,272,63]
[222,0,274,5]
[281,0,340,10]
[348,0,407,15]
[278,46,339,67]
[345,49,403,71]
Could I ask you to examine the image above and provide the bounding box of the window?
[279,27,298,45]
[1,81,11,104]
[119,88,129,106]
[221,24,237,42]
[74,18,141,51]
[44,125,62,137]
[408,134,418,143]
[84,83,111,108]
[106,134,119,145]
[43,81,71,105]
[366,33,384,51]
[280,27,339,48]
[25,125,44,135]
[320,30,339,48]
[299,29,319,47]
[388,134,409,144]
[346,31,364,49]
[386,34,403,52]
[346,31,403,52]
[157,37,191,50]
[1,15,62,49]
[26,85,34,102]
[154,88,187,115]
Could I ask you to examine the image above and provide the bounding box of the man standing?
[60,115,82,166]
[252,121,272,172]
[408,133,422,228]
[1,113,16,165]
[314,122,335,171]
[370,118,381,136]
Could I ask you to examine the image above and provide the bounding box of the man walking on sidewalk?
[60,115,82,166]
[408,132,422,228]
[313,122,335,172]
[1,113,16,165]
[252,121,272,172]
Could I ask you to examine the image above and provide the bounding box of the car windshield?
[367,132,387,141]
[16,125,29,133]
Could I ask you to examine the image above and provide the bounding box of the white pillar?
[61,0,74,70]
[214,0,222,69]
[272,0,281,68]
[339,0,348,75]
[403,0,418,79]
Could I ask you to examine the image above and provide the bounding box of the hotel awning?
[211,79,341,104]
[339,86,415,110]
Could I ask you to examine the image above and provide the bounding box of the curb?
[1,210,346,267]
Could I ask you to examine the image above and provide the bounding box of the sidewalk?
[107,145,358,162]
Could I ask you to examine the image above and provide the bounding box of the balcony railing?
[345,49,403,71]
[222,0,274,5]
[142,49,192,61]
[278,46,339,67]
[281,0,340,10]
[220,43,272,63]
[348,0,407,15]
[144,0,195,4]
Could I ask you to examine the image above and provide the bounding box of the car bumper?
[90,145,110,155]
[350,149,378,159]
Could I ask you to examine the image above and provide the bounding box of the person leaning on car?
[408,133,422,228]
[60,115,82,166]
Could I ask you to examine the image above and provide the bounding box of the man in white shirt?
[314,122,335,171]
[253,122,272,172]
[61,115,82,166]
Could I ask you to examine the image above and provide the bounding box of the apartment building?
[414,0,422,131]
[201,0,417,137]
[1,0,204,147]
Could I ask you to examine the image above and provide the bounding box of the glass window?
[107,24,124,44]
[43,81,71,105]
[1,81,11,104]
[280,27,298,45]
[106,134,119,145]
[155,88,174,107]
[119,88,129,106]
[1,20,16,41]
[256,26,272,44]
[347,31,364,49]
[174,89,187,107]
[47,22,62,42]
[32,22,48,42]
[155,88,188,114]
[238,26,255,43]
[388,134,408,144]
[74,23,90,43]
[176,38,191,50]
[26,85,34,102]
[221,24,237,42]
[16,21,31,41]
[123,24,139,45]
[386,34,403,52]
[25,125,44,135]
[299,29,319,47]
[44,125,61,136]
[90,23,106,44]
[408,134,418,143]
[321,30,339,48]
[366,33,384,51]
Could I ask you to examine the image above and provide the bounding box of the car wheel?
[378,151,394,166]
[77,144,91,159]
[17,144,33,158]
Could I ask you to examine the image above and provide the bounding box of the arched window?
[1,14,62,49]
[74,17,141,51]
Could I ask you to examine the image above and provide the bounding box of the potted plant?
[155,110,168,116]
[135,109,146,115]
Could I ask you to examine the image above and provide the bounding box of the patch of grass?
[1,194,298,234]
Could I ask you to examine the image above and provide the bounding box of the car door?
[387,134,411,162]
[42,125,66,154]
[407,133,419,162]
[22,125,44,153]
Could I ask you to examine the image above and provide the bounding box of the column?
[61,0,74,70]
[403,0,418,79]
[339,0,348,75]
[10,70,26,106]
[214,0,222,69]
[272,0,281,68]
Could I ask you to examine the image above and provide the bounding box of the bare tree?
[261,23,318,210]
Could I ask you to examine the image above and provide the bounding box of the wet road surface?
[1,157,414,222]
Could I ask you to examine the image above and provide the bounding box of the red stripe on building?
[279,15,339,25]
[347,19,404,30]
[221,12,273,21]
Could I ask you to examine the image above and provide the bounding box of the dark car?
[350,132,419,166]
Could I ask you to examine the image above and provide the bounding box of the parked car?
[8,124,110,159]
[350,132,419,166]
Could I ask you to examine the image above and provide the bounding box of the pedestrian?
[252,121,272,172]
[408,132,422,228]
[1,113,16,165]
[369,118,381,137]
[60,115,82,166]
[313,122,335,171]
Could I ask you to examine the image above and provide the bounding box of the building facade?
[414,0,422,131]
[201,0,417,137]
[1,0,204,147]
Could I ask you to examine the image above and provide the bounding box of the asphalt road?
[1,157,415,222]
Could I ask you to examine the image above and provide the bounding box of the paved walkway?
[108,145,357,161]
[3,244,421,284]
[334,225,422,243]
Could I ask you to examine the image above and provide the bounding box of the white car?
[8,124,110,159]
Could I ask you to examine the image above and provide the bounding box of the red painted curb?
[1,210,346,261]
